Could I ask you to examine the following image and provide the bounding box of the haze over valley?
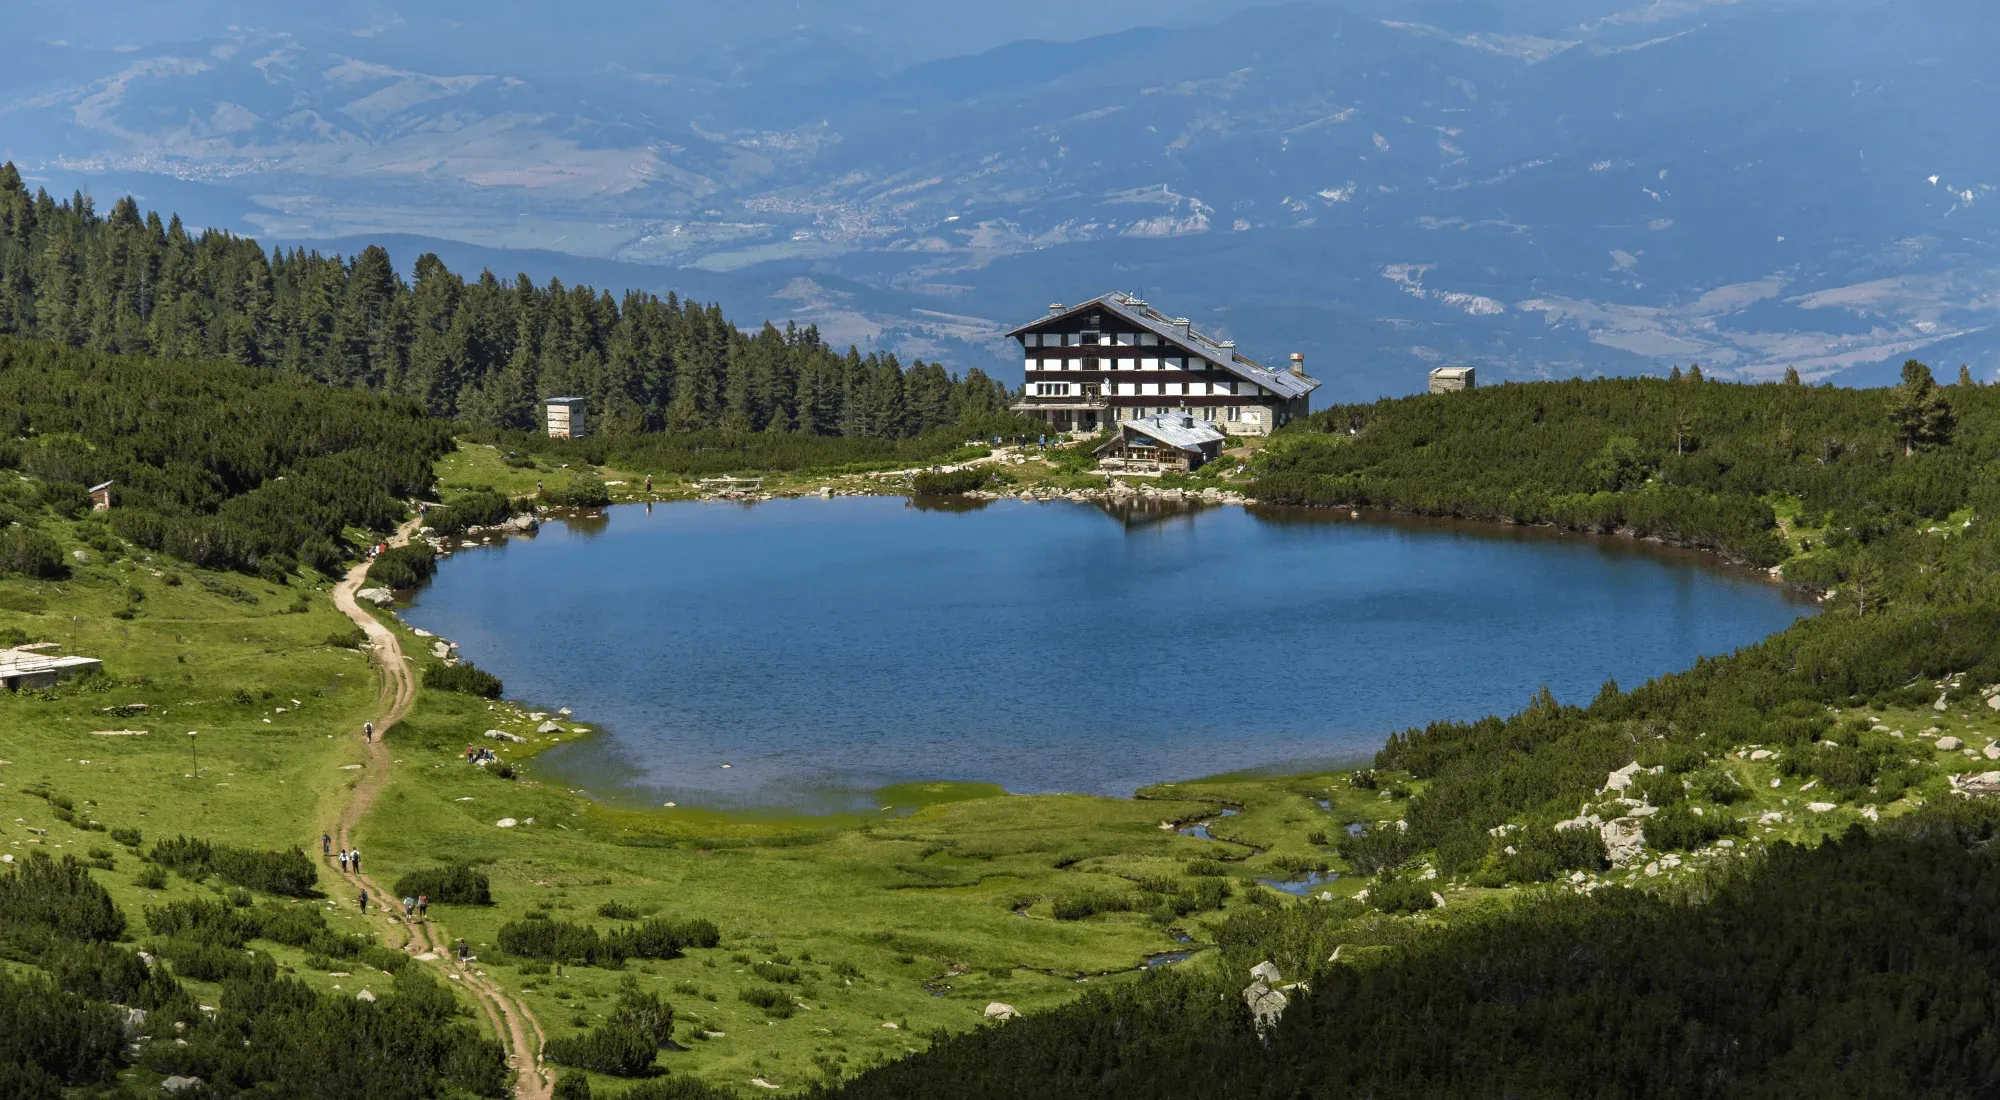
[4,0,1992,399]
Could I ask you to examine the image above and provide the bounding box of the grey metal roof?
[1115,411,1227,452]
[1006,293,1320,401]
[544,396,586,405]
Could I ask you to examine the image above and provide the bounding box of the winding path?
[327,520,553,1100]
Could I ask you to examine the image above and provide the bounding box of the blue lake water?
[401,497,1814,810]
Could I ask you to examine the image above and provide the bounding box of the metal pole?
[188,731,198,778]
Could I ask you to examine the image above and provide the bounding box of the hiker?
[644,474,653,493]
[417,894,429,918]
[351,848,361,874]
[403,896,415,913]
[338,850,349,873]
[321,833,331,856]
[358,889,368,914]
[363,720,374,743]
[456,938,469,962]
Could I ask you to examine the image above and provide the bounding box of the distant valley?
[3,0,1993,399]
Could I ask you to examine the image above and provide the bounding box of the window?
[1082,357,1099,372]
[1035,382,1071,397]
[1202,406,1214,420]
[1227,406,1240,420]
[1139,332,1157,346]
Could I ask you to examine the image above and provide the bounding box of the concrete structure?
[0,648,103,691]
[1428,366,1476,394]
[1006,293,1319,436]
[544,397,586,439]
[88,481,113,511]
[1095,409,1228,473]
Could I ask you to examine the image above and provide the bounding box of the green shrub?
[0,526,67,578]
[543,473,612,508]
[739,986,797,1018]
[108,827,142,848]
[0,853,126,943]
[425,661,503,698]
[428,490,518,535]
[1367,875,1438,914]
[367,543,436,589]
[1051,889,1133,921]
[597,900,643,920]
[324,625,368,649]
[1643,804,1740,852]
[0,968,125,1089]
[392,864,493,906]
[912,467,991,494]
[147,836,318,897]
[751,961,801,984]
[1338,824,1419,875]
[1184,860,1230,877]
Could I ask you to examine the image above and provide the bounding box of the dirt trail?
[326,520,553,1100]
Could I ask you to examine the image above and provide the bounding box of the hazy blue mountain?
[3,0,1992,400]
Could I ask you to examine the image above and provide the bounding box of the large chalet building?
[1006,293,1319,436]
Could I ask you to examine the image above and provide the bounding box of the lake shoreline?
[394,495,1814,818]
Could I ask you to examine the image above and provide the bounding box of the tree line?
[0,163,1014,438]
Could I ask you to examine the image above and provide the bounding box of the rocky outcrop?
[357,587,394,606]
[1242,961,1296,1039]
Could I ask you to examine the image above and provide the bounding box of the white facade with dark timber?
[1005,293,1319,435]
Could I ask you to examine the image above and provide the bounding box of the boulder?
[484,730,527,744]
[537,721,564,734]
[983,1002,1018,1021]
[1937,736,1963,751]
[1242,980,1289,1038]
[1955,771,2000,797]
[495,818,518,828]
[1806,802,1837,813]
[357,588,394,606]
[1749,749,1775,761]
[1603,761,1644,792]
[356,989,376,1002]
[1249,961,1283,985]
[1599,817,1646,865]
[162,1078,204,1093]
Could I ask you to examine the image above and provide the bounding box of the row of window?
[1022,331,1164,347]
[1027,356,1210,372]
[1030,380,1255,398]
[1112,406,1258,423]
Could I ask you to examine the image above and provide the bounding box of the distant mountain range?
[3,0,1993,400]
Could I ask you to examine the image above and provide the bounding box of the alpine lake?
[400,496,1816,813]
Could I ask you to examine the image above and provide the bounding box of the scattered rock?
[495,818,518,828]
[1600,818,1646,865]
[161,1076,204,1093]
[1603,761,1644,792]
[536,721,564,734]
[880,1021,899,1029]
[1758,811,1787,825]
[484,730,527,744]
[1806,802,1837,813]
[1749,749,1775,761]
[1430,891,1447,908]
[1937,736,1964,751]
[751,1078,780,1090]
[356,989,376,1002]
[984,1002,1018,1021]
[1249,961,1283,985]
[411,628,434,638]
[1986,744,2000,760]
[1953,771,2000,797]
[558,707,573,716]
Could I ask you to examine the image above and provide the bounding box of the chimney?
[1048,303,1065,316]
[1290,352,1306,377]
[1171,317,1191,337]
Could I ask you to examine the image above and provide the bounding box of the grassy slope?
[7,434,1978,1095]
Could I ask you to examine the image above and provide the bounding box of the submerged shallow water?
[402,497,1813,810]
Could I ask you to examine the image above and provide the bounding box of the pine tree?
[1888,359,1954,456]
